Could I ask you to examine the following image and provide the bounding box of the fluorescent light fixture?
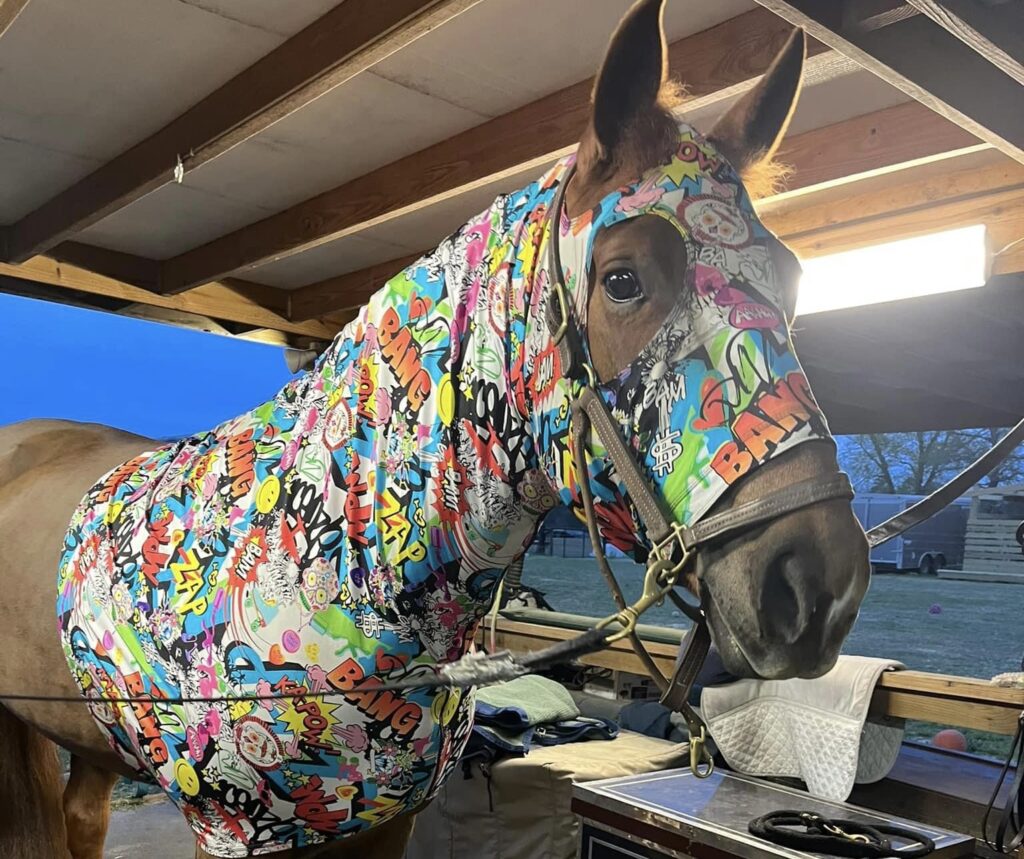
[796,224,987,316]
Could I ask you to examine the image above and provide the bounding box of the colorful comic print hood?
[57,120,829,858]
[521,125,832,552]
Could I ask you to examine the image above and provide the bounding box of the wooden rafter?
[754,0,1024,164]
[288,253,422,323]
[0,256,349,338]
[3,0,482,264]
[0,0,29,39]
[906,0,1024,87]
[766,156,1024,261]
[49,242,161,291]
[159,8,835,293]
[289,102,987,320]
[769,100,982,199]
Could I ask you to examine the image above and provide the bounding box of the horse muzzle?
[702,534,868,681]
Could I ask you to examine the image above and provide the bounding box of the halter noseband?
[542,165,855,775]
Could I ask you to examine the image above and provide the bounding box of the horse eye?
[602,269,644,303]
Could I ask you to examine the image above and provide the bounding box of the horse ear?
[709,29,805,175]
[589,0,668,165]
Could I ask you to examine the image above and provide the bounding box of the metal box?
[572,768,975,859]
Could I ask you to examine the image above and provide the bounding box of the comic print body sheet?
[57,176,562,856]
[58,124,830,857]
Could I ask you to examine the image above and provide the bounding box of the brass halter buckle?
[595,543,691,643]
[550,277,570,346]
[688,724,714,778]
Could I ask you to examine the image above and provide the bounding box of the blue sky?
[0,293,295,439]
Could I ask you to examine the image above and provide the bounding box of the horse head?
[528,0,870,681]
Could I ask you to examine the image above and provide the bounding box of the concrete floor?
[104,797,194,859]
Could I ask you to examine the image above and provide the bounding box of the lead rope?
[570,396,714,776]
[749,811,935,858]
[571,410,670,693]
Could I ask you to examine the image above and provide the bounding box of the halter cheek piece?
[543,166,856,776]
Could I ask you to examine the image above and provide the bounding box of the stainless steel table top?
[573,768,975,859]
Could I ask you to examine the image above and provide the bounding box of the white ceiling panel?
[251,234,419,289]
[77,183,275,259]
[0,137,102,223]
[679,63,909,139]
[167,0,342,37]
[786,67,909,136]
[244,63,912,293]
[372,0,755,118]
[181,72,487,212]
[0,0,339,220]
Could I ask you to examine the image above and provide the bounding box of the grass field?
[522,554,1023,757]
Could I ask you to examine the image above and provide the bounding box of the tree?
[838,428,1024,495]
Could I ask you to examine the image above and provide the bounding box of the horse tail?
[0,704,68,858]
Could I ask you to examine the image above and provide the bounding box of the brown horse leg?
[63,755,119,859]
[193,813,416,859]
[0,704,69,859]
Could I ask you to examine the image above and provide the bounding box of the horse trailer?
[851,493,971,574]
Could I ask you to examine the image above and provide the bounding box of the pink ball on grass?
[932,729,968,752]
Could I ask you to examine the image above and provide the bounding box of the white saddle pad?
[701,655,905,801]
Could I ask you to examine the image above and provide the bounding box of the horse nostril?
[759,551,806,645]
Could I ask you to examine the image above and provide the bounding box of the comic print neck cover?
[521,125,832,554]
[57,121,831,858]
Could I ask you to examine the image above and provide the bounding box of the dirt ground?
[105,797,193,859]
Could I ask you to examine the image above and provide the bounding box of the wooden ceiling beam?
[3,0,482,264]
[905,0,1024,87]
[794,197,1024,270]
[159,8,834,293]
[0,256,349,338]
[48,242,161,291]
[768,158,1024,260]
[770,100,982,201]
[0,0,29,39]
[754,0,1024,164]
[288,253,422,323]
[288,104,987,320]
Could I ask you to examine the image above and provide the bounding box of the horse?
[0,1,871,857]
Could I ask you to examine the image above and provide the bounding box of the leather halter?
[542,166,856,776]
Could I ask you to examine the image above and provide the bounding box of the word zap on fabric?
[58,124,829,857]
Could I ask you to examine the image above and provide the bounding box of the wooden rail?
[489,613,1024,735]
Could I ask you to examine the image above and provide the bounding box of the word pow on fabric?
[58,125,830,856]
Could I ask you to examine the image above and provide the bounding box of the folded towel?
[701,655,905,801]
[469,675,617,756]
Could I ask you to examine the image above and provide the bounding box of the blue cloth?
[463,675,618,760]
